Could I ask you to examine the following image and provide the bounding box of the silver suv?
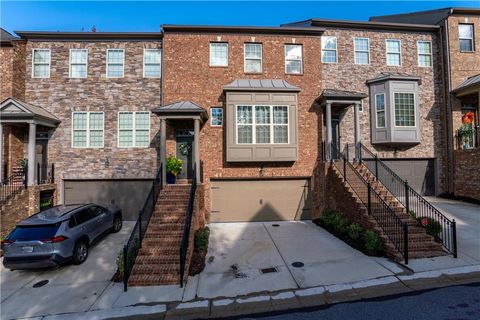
[2,204,122,270]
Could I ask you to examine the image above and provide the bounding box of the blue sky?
[1,1,479,34]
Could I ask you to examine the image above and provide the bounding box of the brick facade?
[453,148,480,201]
[0,41,26,101]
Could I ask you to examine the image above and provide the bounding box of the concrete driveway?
[0,221,134,320]
[196,221,403,299]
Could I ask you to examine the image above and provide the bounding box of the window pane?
[386,40,400,53]
[459,24,473,39]
[73,131,87,147]
[135,130,149,147]
[108,64,123,77]
[417,41,431,54]
[73,113,87,130]
[144,49,161,63]
[394,93,415,127]
[285,44,302,60]
[135,112,150,130]
[89,130,103,147]
[459,39,473,51]
[237,106,252,124]
[34,50,50,63]
[237,125,252,144]
[274,126,288,143]
[355,51,369,64]
[273,106,288,124]
[119,130,133,147]
[255,125,270,143]
[322,37,336,50]
[245,44,262,59]
[71,65,87,78]
[387,53,401,66]
[119,112,133,129]
[144,64,161,77]
[322,50,337,63]
[211,108,223,126]
[377,112,385,128]
[354,38,369,51]
[71,50,87,63]
[245,59,261,73]
[286,60,302,73]
[210,43,228,66]
[419,54,432,67]
[108,50,124,63]
[89,113,103,130]
[255,106,270,124]
[376,94,385,128]
[33,65,49,78]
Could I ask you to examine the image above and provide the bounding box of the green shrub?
[194,227,210,250]
[166,156,183,176]
[364,230,384,254]
[116,249,125,274]
[321,210,348,235]
[347,223,364,241]
[417,217,442,239]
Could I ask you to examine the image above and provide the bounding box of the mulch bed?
[189,247,208,276]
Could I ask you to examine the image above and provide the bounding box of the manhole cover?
[291,261,304,268]
[260,267,278,274]
[272,224,280,227]
[33,280,49,288]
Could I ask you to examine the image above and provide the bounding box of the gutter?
[310,18,440,32]
[161,25,325,36]
[14,31,163,41]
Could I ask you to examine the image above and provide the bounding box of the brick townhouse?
[0,7,478,284]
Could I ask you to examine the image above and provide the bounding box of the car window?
[89,206,107,217]
[75,209,94,225]
[68,215,78,228]
[8,224,60,241]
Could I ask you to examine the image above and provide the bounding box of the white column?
[0,122,3,183]
[325,103,332,161]
[194,118,200,183]
[27,122,36,186]
[159,118,167,185]
[354,102,361,160]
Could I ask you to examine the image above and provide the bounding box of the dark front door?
[332,117,340,159]
[176,136,194,180]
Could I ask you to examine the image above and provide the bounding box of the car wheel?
[112,215,122,233]
[72,241,89,265]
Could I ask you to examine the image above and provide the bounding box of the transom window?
[417,41,432,67]
[210,107,224,126]
[236,105,289,144]
[72,112,104,148]
[118,111,150,147]
[285,44,303,74]
[69,49,88,78]
[386,40,401,66]
[106,49,125,78]
[375,94,386,128]
[32,49,51,78]
[354,38,370,65]
[244,43,262,73]
[210,43,228,67]
[143,49,161,78]
[459,24,474,52]
[394,93,415,127]
[321,36,337,63]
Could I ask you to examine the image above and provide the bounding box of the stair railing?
[122,163,163,292]
[358,143,457,258]
[179,164,197,287]
[0,168,27,205]
[332,143,409,264]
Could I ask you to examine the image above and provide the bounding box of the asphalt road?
[240,283,480,320]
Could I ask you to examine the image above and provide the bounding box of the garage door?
[210,179,311,222]
[64,180,153,221]
[382,159,435,196]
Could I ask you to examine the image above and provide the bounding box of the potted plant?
[166,156,182,184]
[458,112,476,150]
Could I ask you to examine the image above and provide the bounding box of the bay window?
[394,92,416,127]
[236,105,289,144]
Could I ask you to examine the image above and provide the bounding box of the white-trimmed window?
[354,38,370,65]
[106,49,124,78]
[321,36,337,63]
[236,105,289,144]
[375,94,386,128]
[285,44,303,74]
[394,92,415,127]
[459,24,474,52]
[143,49,161,78]
[417,41,432,67]
[210,43,228,67]
[72,112,104,148]
[69,49,88,78]
[118,111,150,147]
[244,43,262,73]
[32,49,51,78]
[210,107,223,126]
[386,40,401,66]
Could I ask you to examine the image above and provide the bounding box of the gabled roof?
[0,97,60,127]
[370,7,480,25]
[366,72,422,85]
[152,101,208,121]
[224,79,301,92]
[1,28,18,45]
[452,74,480,95]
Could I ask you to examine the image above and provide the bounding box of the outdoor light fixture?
[104,157,110,168]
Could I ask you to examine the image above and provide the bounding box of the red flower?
[462,112,475,125]
[421,218,429,227]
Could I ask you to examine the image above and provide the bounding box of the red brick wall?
[453,149,480,201]
[0,41,26,101]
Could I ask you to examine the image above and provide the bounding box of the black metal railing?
[37,163,55,185]
[331,145,409,263]
[123,164,163,291]
[358,143,457,257]
[0,169,27,205]
[179,164,197,287]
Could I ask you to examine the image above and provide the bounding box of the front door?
[176,135,194,180]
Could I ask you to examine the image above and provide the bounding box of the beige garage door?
[210,179,312,222]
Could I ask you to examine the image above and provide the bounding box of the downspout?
[160,27,165,107]
[444,16,453,194]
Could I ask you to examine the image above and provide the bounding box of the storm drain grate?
[291,261,305,268]
[260,267,278,274]
[33,280,49,288]
[272,224,280,227]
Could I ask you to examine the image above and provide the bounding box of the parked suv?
[2,204,122,270]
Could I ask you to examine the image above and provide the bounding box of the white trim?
[71,111,105,148]
[117,111,151,148]
[284,44,303,74]
[375,93,386,128]
[106,48,125,78]
[235,104,289,145]
[353,37,370,65]
[143,48,161,78]
[393,91,417,128]
[32,48,51,78]
[321,36,337,64]
[244,43,263,73]
[210,107,224,127]
[459,23,474,52]
[385,39,402,66]
[69,48,88,78]
[209,42,229,67]
[417,40,432,68]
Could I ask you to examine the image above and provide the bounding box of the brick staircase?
[331,163,445,262]
[128,184,191,286]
